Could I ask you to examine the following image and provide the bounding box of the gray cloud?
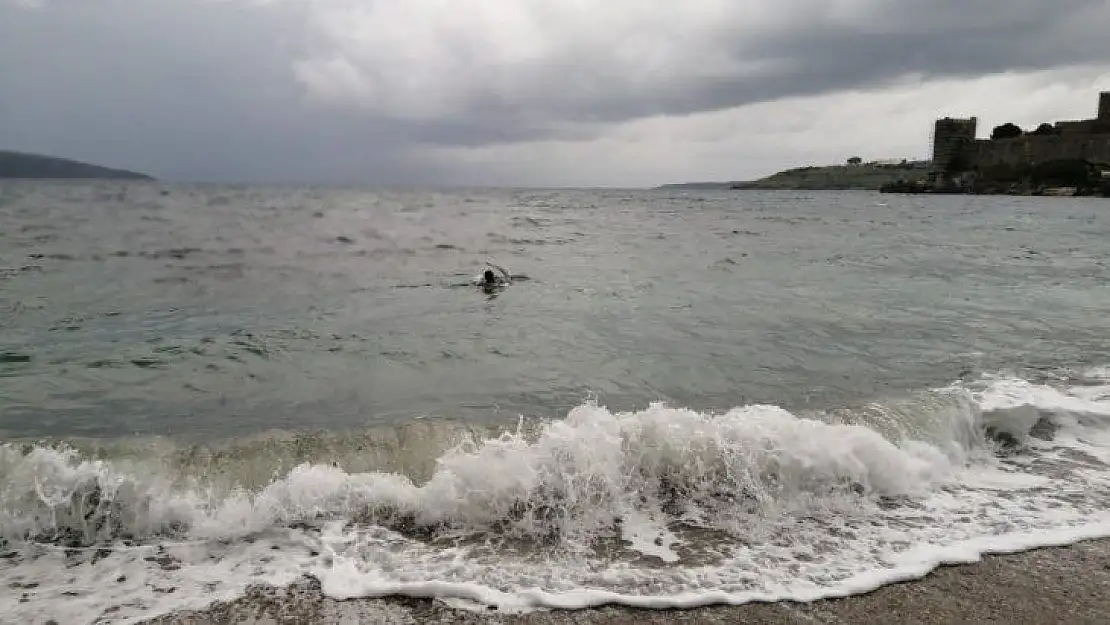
[1,0,1108,185]
[289,0,1110,135]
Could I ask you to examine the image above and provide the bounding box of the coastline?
[142,538,1110,625]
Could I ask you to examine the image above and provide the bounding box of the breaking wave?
[3,370,1110,623]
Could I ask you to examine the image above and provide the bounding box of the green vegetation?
[729,161,928,190]
[1029,123,1058,136]
[990,123,1023,140]
[0,150,153,180]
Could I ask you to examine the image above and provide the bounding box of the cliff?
[0,150,154,180]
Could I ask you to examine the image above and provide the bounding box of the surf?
[3,369,1110,623]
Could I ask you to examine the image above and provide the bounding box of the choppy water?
[2,181,1110,624]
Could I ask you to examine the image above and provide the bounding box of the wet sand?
[142,539,1110,625]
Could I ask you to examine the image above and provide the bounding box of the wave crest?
[1,395,984,549]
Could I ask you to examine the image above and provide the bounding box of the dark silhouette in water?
[469,261,536,298]
[472,261,513,293]
[393,262,530,294]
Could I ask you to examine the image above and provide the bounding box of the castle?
[931,92,1110,177]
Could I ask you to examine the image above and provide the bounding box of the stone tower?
[1099,91,1110,122]
[931,117,978,174]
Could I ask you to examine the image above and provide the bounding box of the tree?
[846,156,862,165]
[1029,123,1057,136]
[990,123,1023,140]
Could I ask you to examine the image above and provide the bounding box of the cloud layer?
[2,0,1109,185]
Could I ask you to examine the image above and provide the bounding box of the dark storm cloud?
[739,1,1110,89]
[375,0,1110,143]
[1,0,1108,183]
[283,0,1110,150]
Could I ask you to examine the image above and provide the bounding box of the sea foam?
[2,372,1110,624]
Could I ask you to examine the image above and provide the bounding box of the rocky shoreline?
[879,157,1110,197]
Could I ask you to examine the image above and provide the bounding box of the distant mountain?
[0,150,154,180]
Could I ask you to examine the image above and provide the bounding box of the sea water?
[2,182,1110,623]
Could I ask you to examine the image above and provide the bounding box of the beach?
[141,540,1110,624]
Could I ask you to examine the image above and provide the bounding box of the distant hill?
[730,162,929,191]
[656,181,737,190]
[0,150,154,180]
[660,161,930,191]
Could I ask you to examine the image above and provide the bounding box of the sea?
[2,181,1110,624]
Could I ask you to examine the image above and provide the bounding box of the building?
[930,92,1110,174]
[930,117,978,175]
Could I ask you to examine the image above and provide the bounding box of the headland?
[657,160,929,192]
[728,160,929,191]
[0,150,154,180]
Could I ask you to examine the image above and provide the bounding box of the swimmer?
[473,261,512,289]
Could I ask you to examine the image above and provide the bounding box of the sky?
[2,0,1109,187]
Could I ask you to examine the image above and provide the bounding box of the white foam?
[957,466,1050,490]
[973,376,1110,461]
[1081,365,1110,382]
[0,538,305,625]
[308,520,1110,611]
[976,377,1110,423]
[4,373,1110,623]
[618,510,680,563]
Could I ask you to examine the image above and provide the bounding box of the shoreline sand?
[140,538,1110,625]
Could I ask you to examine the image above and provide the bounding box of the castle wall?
[975,133,1110,168]
[1055,120,1100,134]
[931,93,1110,175]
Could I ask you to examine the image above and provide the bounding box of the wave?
[2,393,980,549]
[3,371,1110,623]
